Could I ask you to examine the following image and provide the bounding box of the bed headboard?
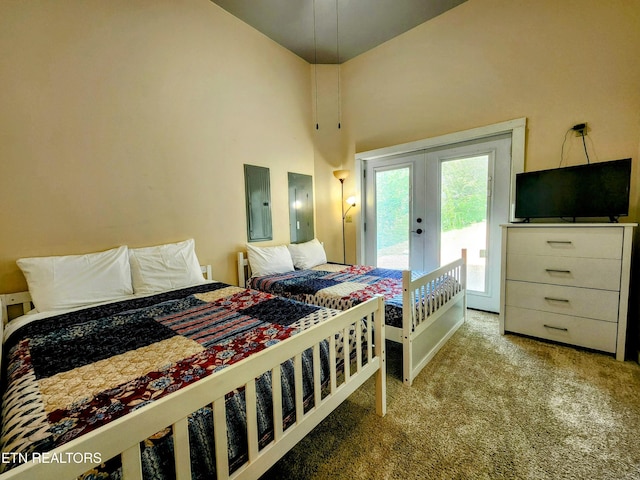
[237,252,251,288]
[0,291,33,326]
[1,265,214,326]
[201,264,213,282]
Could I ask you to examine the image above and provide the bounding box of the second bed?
[238,243,466,386]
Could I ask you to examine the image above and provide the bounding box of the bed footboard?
[0,297,386,480]
[401,249,467,386]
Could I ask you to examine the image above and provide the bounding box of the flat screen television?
[514,158,631,222]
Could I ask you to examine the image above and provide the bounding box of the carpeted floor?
[261,309,640,479]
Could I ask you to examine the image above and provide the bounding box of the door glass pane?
[376,167,410,270]
[440,155,489,292]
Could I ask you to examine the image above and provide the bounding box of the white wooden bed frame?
[0,266,386,480]
[237,250,467,386]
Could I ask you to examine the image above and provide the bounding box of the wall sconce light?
[333,169,353,264]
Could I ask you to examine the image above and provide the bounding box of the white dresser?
[499,223,635,360]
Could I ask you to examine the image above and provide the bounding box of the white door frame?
[354,118,527,265]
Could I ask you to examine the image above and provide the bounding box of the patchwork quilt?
[0,282,346,479]
[249,264,460,329]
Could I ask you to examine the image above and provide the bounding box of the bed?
[237,240,466,386]
[0,240,386,479]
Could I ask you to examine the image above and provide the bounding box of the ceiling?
[211,0,468,64]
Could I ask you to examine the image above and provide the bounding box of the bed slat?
[246,379,259,462]
[374,301,387,417]
[343,326,351,382]
[356,317,363,373]
[329,335,337,393]
[173,417,192,480]
[272,364,283,442]
[213,397,230,480]
[294,353,304,425]
[313,344,322,408]
[121,444,143,480]
[367,313,373,362]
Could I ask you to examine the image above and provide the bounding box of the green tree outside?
[376,157,487,250]
[441,156,488,232]
[376,168,410,250]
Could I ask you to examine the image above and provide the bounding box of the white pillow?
[16,246,133,312]
[287,239,327,269]
[246,244,294,277]
[128,239,205,295]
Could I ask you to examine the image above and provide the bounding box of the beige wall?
[311,65,353,263]
[0,0,315,291]
[314,0,640,257]
[3,0,640,292]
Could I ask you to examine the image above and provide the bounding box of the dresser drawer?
[506,227,623,259]
[505,280,620,322]
[506,254,622,290]
[504,306,617,353]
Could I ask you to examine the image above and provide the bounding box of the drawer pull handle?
[546,240,573,245]
[545,269,572,274]
[544,324,569,332]
[544,297,570,303]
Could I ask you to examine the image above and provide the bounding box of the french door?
[364,134,511,312]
